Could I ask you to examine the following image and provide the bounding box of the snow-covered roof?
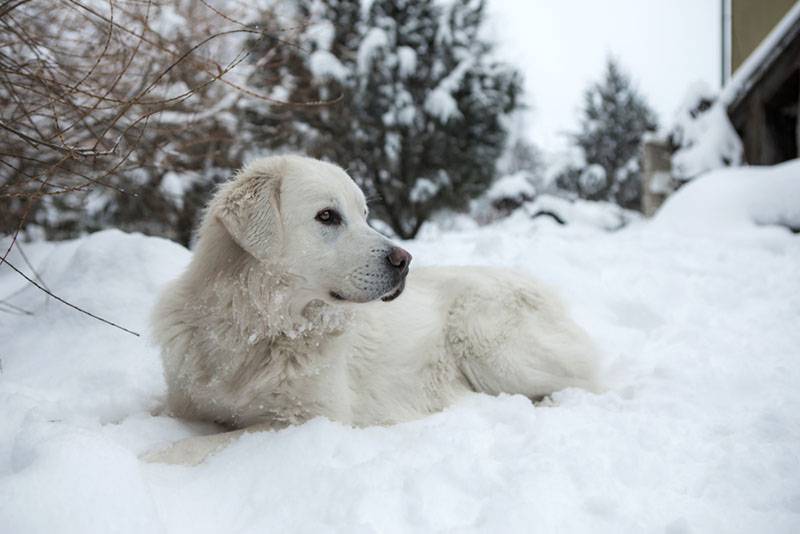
[720,2,800,108]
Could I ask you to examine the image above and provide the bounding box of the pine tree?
[560,58,658,209]
[244,0,522,238]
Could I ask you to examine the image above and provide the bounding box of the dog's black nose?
[387,247,411,274]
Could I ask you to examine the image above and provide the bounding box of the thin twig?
[15,240,50,295]
[0,119,116,158]
[0,256,141,337]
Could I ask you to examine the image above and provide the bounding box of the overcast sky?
[486,0,722,153]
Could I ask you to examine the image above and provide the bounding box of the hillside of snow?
[1,163,799,533]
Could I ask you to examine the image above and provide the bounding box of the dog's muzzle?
[381,247,411,301]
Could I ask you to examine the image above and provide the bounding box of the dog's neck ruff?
[220,260,352,346]
[186,220,352,351]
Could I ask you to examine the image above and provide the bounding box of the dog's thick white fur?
[146,155,600,464]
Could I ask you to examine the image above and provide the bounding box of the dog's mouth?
[380,279,406,302]
[329,279,406,303]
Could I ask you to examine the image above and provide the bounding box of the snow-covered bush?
[470,172,640,231]
[556,58,658,210]
[0,0,280,245]
[245,0,523,238]
[578,164,607,197]
[484,172,537,214]
[521,194,641,231]
[667,82,743,181]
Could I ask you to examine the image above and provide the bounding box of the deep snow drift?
[1,163,799,533]
[654,159,800,233]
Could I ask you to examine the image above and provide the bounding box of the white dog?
[146,155,600,464]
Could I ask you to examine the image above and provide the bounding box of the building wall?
[728,29,800,165]
[731,0,796,72]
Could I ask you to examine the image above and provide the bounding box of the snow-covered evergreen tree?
[557,58,658,209]
[245,0,522,238]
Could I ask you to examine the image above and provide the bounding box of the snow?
[424,87,460,122]
[424,60,472,122]
[397,46,417,78]
[357,28,389,75]
[654,159,800,234]
[669,82,743,181]
[309,50,349,82]
[522,194,640,231]
[408,177,440,203]
[306,20,336,51]
[159,172,193,209]
[151,5,186,40]
[485,172,536,202]
[2,162,800,532]
[578,163,607,195]
[154,91,239,126]
[648,170,672,195]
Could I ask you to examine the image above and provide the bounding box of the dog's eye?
[315,209,342,226]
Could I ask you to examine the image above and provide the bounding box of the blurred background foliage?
[1,0,664,245]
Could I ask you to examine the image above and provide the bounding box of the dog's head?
[213,155,411,304]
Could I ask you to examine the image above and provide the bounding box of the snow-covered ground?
[1,163,799,533]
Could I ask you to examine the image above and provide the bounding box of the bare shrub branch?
[0,0,317,335]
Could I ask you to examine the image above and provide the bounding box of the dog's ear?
[216,174,283,262]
